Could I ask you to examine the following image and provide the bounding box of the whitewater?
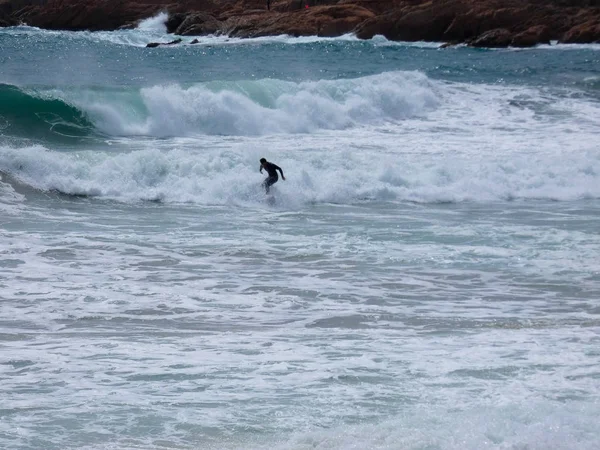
[1,15,600,450]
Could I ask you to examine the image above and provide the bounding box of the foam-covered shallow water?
[1,18,599,450]
[2,197,600,449]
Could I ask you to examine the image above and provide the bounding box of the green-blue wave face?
[0,84,97,143]
[0,26,598,152]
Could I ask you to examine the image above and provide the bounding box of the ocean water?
[1,15,600,450]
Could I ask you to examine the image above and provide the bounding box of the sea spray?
[0,72,439,139]
[136,12,169,33]
[1,141,599,204]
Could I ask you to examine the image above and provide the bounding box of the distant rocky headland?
[1,0,600,47]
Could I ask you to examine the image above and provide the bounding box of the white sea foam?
[1,128,598,205]
[0,25,368,49]
[0,25,361,47]
[0,24,165,47]
[136,11,169,33]
[0,75,588,205]
[5,23,600,50]
[55,72,440,137]
[370,34,444,48]
[3,25,600,450]
[536,42,600,51]
[1,198,599,449]
[255,404,600,450]
[2,70,599,205]
[39,71,600,142]
[0,172,25,215]
[179,32,363,47]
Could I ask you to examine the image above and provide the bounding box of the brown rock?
[1,0,600,48]
[443,9,485,41]
[225,4,374,38]
[175,12,222,36]
[146,38,182,48]
[10,0,164,31]
[444,5,557,42]
[315,4,375,37]
[439,40,460,48]
[469,28,513,47]
[511,25,551,47]
[0,3,15,27]
[165,12,187,33]
[561,19,600,42]
[356,1,469,41]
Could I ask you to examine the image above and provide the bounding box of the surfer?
[259,158,285,194]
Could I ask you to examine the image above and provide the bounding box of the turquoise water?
[1,20,600,450]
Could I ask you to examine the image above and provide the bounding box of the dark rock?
[175,12,222,36]
[469,28,513,47]
[561,19,600,42]
[1,0,600,48]
[225,4,373,39]
[118,22,138,30]
[165,12,187,33]
[439,40,461,48]
[146,38,183,48]
[9,0,163,31]
[511,25,551,47]
[355,2,467,41]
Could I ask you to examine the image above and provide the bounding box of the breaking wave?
[0,72,439,141]
[0,84,96,143]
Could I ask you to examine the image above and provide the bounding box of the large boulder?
[511,25,551,47]
[146,38,183,48]
[175,12,222,35]
[165,12,187,33]
[443,6,532,41]
[443,4,562,43]
[561,19,600,42]
[469,28,513,47]
[0,2,15,27]
[225,4,374,38]
[11,0,164,31]
[355,2,467,41]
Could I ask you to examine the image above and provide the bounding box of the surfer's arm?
[260,166,263,173]
[275,165,285,180]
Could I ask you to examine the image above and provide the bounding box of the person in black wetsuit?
[259,158,285,193]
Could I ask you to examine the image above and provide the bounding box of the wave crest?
[0,72,439,140]
[1,143,599,206]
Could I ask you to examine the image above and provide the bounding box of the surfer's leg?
[264,176,277,194]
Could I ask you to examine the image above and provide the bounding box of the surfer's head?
[260,158,267,164]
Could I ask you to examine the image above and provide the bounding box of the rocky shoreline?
[1,0,600,47]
